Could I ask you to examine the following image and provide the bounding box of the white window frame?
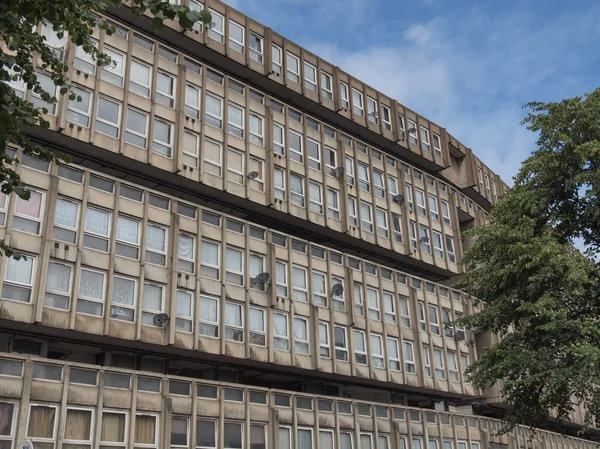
[433,347,446,379]
[273,311,289,351]
[419,225,431,254]
[292,264,308,303]
[274,167,286,201]
[319,322,330,358]
[420,126,431,151]
[152,119,173,157]
[382,291,395,324]
[110,274,137,322]
[348,196,358,227]
[376,208,389,239]
[288,129,303,162]
[441,200,451,226]
[381,105,392,130]
[203,138,222,176]
[289,173,305,207]
[225,300,244,342]
[407,119,418,145]
[286,52,300,83]
[77,267,106,317]
[353,282,364,316]
[447,350,460,382]
[271,44,282,74]
[96,96,121,138]
[182,130,199,168]
[129,59,152,98]
[391,213,402,244]
[327,188,340,220]
[225,246,244,286]
[422,344,432,377]
[445,235,456,263]
[433,133,442,156]
[100,46,125,87]
[294,316,310,354]
[321,72,333,100]
[433,231,444,259]
[307,138,321,170]
[2,255,36,303]
[340,82,349,109]
[27,403,59,447]
[387,337,401,371]
[360,201,373,233]
[311,270,327,307]
[249,32,263,63]
[373,170,385,198]
[303,62,317,92]
[352,88,364,116]
[52,197,80,243]
[227,102,245,138]
[249,113,264,147]
[353,329,367,365]
[403,340,416,373]
[207,9,224,43]
[228,19,245,53]
[273,122,285,155]
[205,94,223,129]
[366,287,380,320]
[156,71,176,108]
[249,306,266,346]
[185,84,201,119]
[334,325,348,362]
[199,294,219,338]
[429,194,439,221]
[200,239,220,279]
[370,333,385,368]
[367,97,378,123]
[309,181,323,214]
[124,107,149,149]
[67,85,93,127]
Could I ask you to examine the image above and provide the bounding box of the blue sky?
[224,0,600,185]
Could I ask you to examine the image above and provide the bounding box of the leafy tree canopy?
[0,0,211,257]
[459,88,600,432]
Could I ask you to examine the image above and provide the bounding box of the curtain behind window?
[101,412,126,443]
[297,429,312,449]
[146,226,166,251]
[54,199,78,228]
[117,216,139,244]
[178,234,194,259]
[27,405,56,438]
[143,284,162,312]
[5,257,33,284]
[135,415,156,445]
[85,208,109,236]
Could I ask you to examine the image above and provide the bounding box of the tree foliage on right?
[459,88,600,432]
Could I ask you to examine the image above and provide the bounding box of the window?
[249,113,264,146]
[461,353,470,380]
[366,287,380,320]
[433,133,442,157]
[352,89,364,116]
[249,32,263,62]
[433,231,444,259]
[320,71,333,100]
[273,312,289,350]
[492,179,498,197]
[297,428,313,449]
[383,291,395,323]
[381,105,392,130]
[441,200,451,226]
[386,337,401,371]
[373,170,385,198]
[83,207,110,251]
[185,84,201,119]
[124,108,148,148]
[44,261,73,310]
[319,322,330,358]
[27,404,58,448]
[403,341,416,373]
[339,82,350,109]
[331,277,344,311]
[199,294,219,338]
[196,418,216,449]
[357,162,370,191]
[200,239,220,279]
[334,326,348,361]
[420,127,431,151]
[288,130,303,162]
[100,410,127,448]
[67,86,92,127]
[350,329,366,365]
[2,256,36,303]
[367,97,378,123]
[311,270,327,306]
[353,281,364,316]
[240,306,265,347]
[99,46,125,87]
[228,20,244,53]
[391,214,403,243]
[447,350,459,381]
[292,265,308,303]
[294,316,309,354]
[77,268,105,316]
[360,202,373,233]
[271,44,282,73]
[290,173,305,207]
[309,181,323,214]
[227,103,244,138]
[426,304,441,335]
[407,119,418,145]
[421,344,432,377]
[145,224,167,266]
[225,246,244,286]
[431,347,446,379]
[224,301,243,342]
[344,196,357,228]
[129,60,152,97]
[445,235,456,263]
[429,194,439,220]
[273,123,285,155]
[274,167,286,201]
[207,9,224,42]
[376,209,389,238]
[286,52,300,83]
[30,71,57,114]
[205,94,223,129]
[419,225,431,254]
[181,129,200,168]
[415,188,426,216]
[116,215,140,259]
[370,333,385,368]
[96,97,121,138]
[109,275,136,322]
[275,260,288,297]
[477,167,484,187]
[53,197,79,243]
[74,40,98,75]
[307,138,321,170]
[156,72,175,107]
[304,62,317,92]
[203,138,222,176]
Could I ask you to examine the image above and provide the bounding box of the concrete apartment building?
[0,1,596,448]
